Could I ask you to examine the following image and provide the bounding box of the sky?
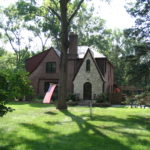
[0,0,136,29]
[92,0,136,29]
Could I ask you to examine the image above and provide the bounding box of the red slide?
[43,84,57,104]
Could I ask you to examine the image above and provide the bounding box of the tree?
[12,0,61,50]
[47,0,85,109]
[72,10,112,51]
[0,69,34,117]
[0,5,33,69]
[7,69,34,101]
[124,0,150,88]
[0,49,34,117]
[0,49,12,116]
[0,71,14,117]
[15,0,53,51]
[125,0,149,42]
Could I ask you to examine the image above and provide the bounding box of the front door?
[83,82,92,99]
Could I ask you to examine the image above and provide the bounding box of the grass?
[0,102,150,150]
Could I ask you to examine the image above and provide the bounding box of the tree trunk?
[57,0,69,110]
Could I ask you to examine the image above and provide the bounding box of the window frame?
[86,59,90,72]
[46,62,56,73]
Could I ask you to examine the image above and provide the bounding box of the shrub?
[125,95,137,106]
[95,93,109,103]
[67,100,78,106]
[7,69,34,101]
[0,74,14,117]
[66,94,79,102]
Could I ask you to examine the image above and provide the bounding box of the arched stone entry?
[83,82,92,99]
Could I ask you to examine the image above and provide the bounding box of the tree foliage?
[0,4,34,68]
[126,0,150,41]
[0,51,34,117]
[124,0,150,88]
[0,73,14,117]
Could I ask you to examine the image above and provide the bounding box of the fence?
[109,93,123,104]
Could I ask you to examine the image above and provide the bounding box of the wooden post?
[90,99,93,119]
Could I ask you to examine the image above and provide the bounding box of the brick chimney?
[68,32,78,59]
[67,32,78,95]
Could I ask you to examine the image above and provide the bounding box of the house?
[25,33,114,100]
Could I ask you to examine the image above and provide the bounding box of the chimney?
[69,32,78,57]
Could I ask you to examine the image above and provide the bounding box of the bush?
[0,74,14,117]
[125,95,137,106]
[0,102,14,117]
[7,69,34,101]
[0,69,34,100]
[95,93,109,103]
[136,92,150,106]
[67,100,78,106]
[66,94,79,102]
[93,103,111,107]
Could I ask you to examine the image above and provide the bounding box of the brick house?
[25,33,114,100]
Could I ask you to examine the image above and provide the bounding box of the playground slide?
[43,84,57,104]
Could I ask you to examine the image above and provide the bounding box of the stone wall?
[73,51,103,99]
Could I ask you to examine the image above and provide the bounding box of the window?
[86,59,90,72]
[46,62,56,73]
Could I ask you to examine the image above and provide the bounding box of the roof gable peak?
[73,48,105,82]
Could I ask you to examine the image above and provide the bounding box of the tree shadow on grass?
[1,110,150,150]
[44,111,57,115]
[8,101,54,108]
[60,110,150,147]
[81,114,150,131]
[29,103,54,108]
[0,123,131,150]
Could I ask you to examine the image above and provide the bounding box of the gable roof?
[26,47,59,74]
[26,46,106,74]
[73,48,105,82]
[54,46,105,58]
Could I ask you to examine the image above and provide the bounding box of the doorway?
[83,82,92,99]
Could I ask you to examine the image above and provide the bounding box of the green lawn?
[0,102,150,150]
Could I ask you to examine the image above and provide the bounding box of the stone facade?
[73,51,103,99]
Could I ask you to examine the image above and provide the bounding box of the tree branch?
[68,0,84,24]
[48,6,61,21]
[43,33,51,49]
[5,29,17,53]
[51,0,59,10]
[37,34,45,51]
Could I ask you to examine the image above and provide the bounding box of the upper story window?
[86,59,90,72]
[46,62,56,73]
